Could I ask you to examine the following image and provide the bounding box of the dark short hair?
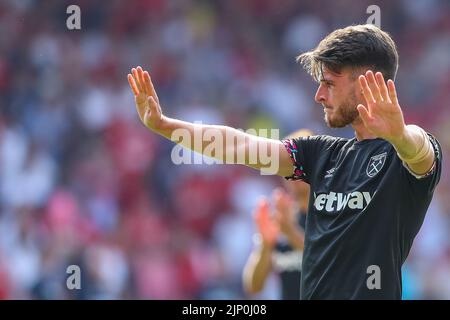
[297,24,399,82]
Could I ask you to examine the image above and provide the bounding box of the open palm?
[254,198,279,247]
[127,66,163,130]
[273,189,295,236]
[357,71,406,143]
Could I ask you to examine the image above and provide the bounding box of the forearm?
[242,245,273,294]
[390,125,435,175]
[128,66,289,176]
[156,116,282,172]
[283,225,305,251]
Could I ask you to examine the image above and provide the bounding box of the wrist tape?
[397,127,433,165]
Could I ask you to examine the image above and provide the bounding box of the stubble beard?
[325,92,360,128]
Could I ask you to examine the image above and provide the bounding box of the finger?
[272,188,282,201]
[375,72,390,102]
[359,75,376,105]
[357,104,371,125]
[137,66,147,95]
[387,79,399,105]
[276,192,287,210]
[143,96,156,122]
[254,197,269,222]
[131,68,143,92]
[272,189,286,210]
[284,194,294,208]
[127,74,139,96]
[144,71,159,104]
[275,191,291,218]
[255,201,275,235]
[366,70,383,102]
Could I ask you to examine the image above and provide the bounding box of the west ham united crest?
[366,152,387,178]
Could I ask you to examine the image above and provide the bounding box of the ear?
[350,66,370,82]
[353,77,365,101]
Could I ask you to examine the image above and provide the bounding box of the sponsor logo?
[313,191,373,212]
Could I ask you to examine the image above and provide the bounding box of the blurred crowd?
[0,0,449,299]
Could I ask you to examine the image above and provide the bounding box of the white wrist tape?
[397,127,433,165]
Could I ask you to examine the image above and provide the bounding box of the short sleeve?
[399,133,442,238]
[282,139,308,182]
[281,135,342,184]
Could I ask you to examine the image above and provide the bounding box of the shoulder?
[286,134,349,147]
[282,134,351,163]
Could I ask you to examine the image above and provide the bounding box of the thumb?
[144,96,161,122]
[357,104,371,125]
[254,197,269,223]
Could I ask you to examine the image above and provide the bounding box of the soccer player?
[242,129,311,300]
[242,186,307,300]
[127,24,442,299]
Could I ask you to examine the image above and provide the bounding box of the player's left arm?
[273,189,305,250]
[357,71,435,176]
[242,198,279,295]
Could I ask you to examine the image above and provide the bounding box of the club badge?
[366,152,387,178]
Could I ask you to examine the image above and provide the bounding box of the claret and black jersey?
[282,134,442,300]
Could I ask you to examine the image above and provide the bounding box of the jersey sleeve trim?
[402,160,436,180]
[281,139,307,181]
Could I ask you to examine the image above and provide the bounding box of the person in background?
[242,129,312,300]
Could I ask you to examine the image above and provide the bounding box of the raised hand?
[272,188,296,236]
[127,66,164,131]
[357,71,406,143]
[254,197,279,248]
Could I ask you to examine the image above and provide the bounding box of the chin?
[325,116,347,128]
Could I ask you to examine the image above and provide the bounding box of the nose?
[315,84,327,104]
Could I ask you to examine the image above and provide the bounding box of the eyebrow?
[319,78,335,85]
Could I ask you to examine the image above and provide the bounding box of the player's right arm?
[242,198,278,295]
[127,66,293,176]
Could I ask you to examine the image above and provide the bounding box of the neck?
[352,118,377,141]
